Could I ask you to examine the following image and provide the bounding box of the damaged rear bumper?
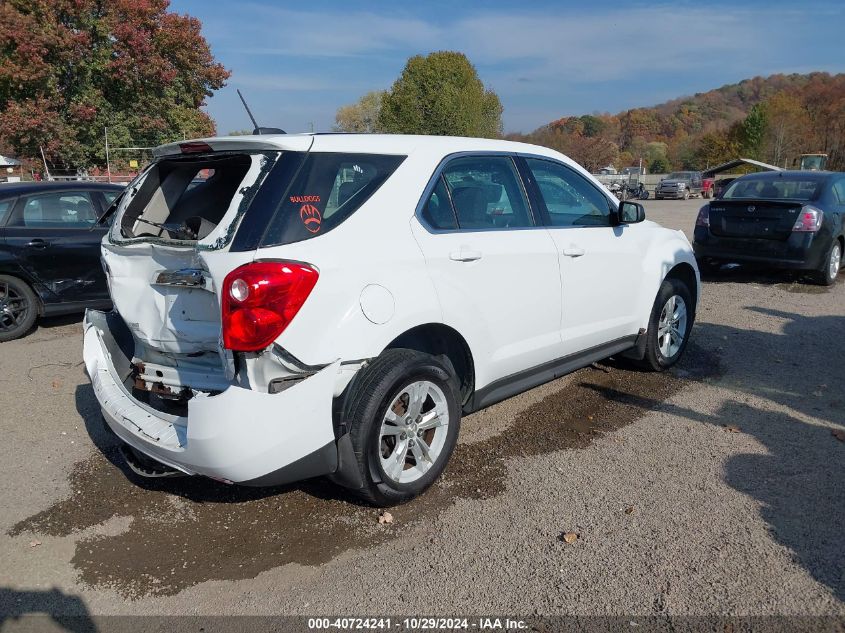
[82,309,342,487]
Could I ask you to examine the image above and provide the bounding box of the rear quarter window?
[260,152,405,247]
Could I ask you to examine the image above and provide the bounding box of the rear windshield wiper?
[133,217,195,240]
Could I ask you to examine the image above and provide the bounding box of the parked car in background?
[713,177,736,199]
[83,133,699,506]
[693,171,845,285]
[0,181,124,341]
[655,171,704,200]
[702,177,715,199]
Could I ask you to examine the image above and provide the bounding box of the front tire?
[639,277,695,371]
[344,349,461,506]
[813,240,842,286]
[0,275,38,342]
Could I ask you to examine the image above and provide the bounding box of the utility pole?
[104,127,112,183]
[39,146,51,181]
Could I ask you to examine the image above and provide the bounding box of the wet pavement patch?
[11,345,719,598]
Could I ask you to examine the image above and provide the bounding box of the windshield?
[667,172,690,179]
[722,178,820,201]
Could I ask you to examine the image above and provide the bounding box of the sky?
[169,0,845,136]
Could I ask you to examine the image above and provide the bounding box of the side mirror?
[617,201,646,224]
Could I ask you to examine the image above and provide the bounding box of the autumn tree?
[0,0,229,168]
[378,52,502,138]
[802,74,845,169]
[334,90,386,133]
[761,93,811,167]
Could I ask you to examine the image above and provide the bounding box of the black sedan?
[0,181,124,341]
[693,171,845,285]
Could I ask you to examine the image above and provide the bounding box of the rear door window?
[439,156,532,229]
[10,192,98,228]
[421,176,458,230]
[260,152,405,246]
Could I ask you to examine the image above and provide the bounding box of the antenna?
[237,89,259,131]
[237,89,286,135]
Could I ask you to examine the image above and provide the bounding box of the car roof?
[0,181,125,198]
[153,132,564,161]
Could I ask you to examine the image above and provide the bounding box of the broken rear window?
[115,152,275,246]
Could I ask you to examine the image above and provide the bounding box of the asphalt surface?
[1,198,843,619]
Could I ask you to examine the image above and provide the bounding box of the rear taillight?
[222,261,319,352]
[695,205,710,228]
[792,205,823,232]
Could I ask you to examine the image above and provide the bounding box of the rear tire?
[638,277,695,371]
[814,240,842,286]
[344,349,461,506]
[0,275,38,342]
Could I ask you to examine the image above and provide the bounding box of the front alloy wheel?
[639,276,695,371]
[657,295,688,358]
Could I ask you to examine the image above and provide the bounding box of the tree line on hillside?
[338,68,845,173]
[507,73,845,173]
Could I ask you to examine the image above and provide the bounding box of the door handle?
[449,248,483,262]
[26,239,50,249]
[562,247,585,257]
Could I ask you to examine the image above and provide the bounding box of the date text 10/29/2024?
[307,618,528,631]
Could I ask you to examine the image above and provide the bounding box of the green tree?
[378,51,502,137]
[334,90,385,133]
[579,115,605,138]
[738,104,767,158]
[649,157,669,173]
[0,0,229,168]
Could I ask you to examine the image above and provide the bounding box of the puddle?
[11,345,720,598]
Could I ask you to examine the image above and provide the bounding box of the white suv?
[83,133,699,506]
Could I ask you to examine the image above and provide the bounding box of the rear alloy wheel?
[639,277,695,371]
[378,380,451,485]
[0,275,38,342]
[344,349,461,506]
[815,240,842,286]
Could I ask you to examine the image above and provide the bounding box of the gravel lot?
[1,198,843,620]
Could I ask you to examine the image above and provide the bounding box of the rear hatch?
[104,144,292,357]
[708,200,802,240]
